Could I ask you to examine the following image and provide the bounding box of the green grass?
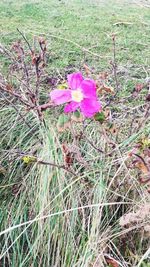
[0,0,150,266]
[0,0,150,71]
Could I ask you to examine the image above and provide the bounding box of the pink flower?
[50,72,101,118]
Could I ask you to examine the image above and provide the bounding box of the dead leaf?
[119,204,150,227]
[97,84,115,95]
[62,143,74,166]
[104,108,111,119]
[103,84,115,95]
[135,83,144,92]
[134,161,149,174]
[38,37,46,45]
[144,225,150,237]
[99,72,108,80]
[139,176,150,185]
[6,84,13,92]
[146,94,150,101]
[105,257,119,267]
[105,122,118,136]
[132,83,147,98]
[83,64,91,77]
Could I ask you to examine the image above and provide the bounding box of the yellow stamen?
[71,90,83,102]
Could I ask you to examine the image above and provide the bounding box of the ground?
[0,1,150,267]
[0,0,150,72]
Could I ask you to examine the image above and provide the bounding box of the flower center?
[71,89,84,102]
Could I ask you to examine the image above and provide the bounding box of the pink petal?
[80,98,101,118]
[67,72,83,90]
[50,90,71,105]
[80,79,97,98]
[64,101,79,113]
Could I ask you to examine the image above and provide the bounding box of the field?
[0,0,150,266]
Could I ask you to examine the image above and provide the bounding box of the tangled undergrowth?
[0,34,150,267]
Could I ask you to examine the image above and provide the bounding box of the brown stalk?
[37,160,77,177]
[104,34,120,108]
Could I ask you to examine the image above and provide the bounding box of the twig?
[10,74,35,98]
[36,32,111,59]
[18,42,36,99]
[37,160,77,177]
[104,34,120,108]
[0,91,42,144]
[113,21,133,26]
[84,135,104,154]
[0,82,33,108]
[16,30,38,98]
[17,28,33,53]
[36,102,53,112]
[16,30,45,120]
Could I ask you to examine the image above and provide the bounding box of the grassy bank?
[0,0,150,266]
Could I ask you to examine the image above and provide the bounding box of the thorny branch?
[0,34,149,183]
[0,31,51,121]
[37,160,77,177]
[0,91,42,144]
[0,81,33,108]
